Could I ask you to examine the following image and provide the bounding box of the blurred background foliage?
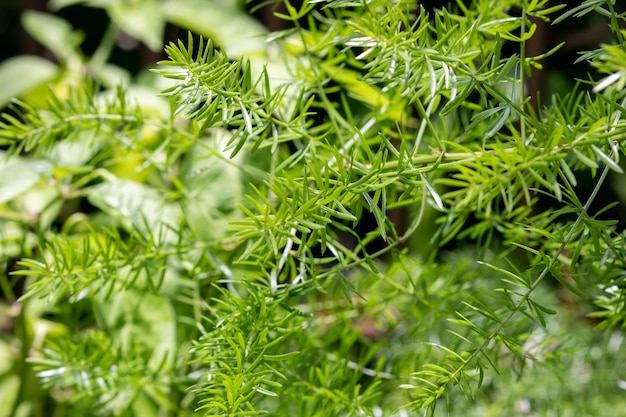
[2,1,626,416]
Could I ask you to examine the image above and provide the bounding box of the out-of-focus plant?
[2,0,626,416]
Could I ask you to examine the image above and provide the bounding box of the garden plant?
[2,0,626,415]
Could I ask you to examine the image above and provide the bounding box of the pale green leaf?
[87,179,182,242]
[0,155,52,205]
[48,0,86,10]
[179,129,243,242]
[107,0,166,51]
[21,11,82,63]
[163,0,267,59]
[0,56,58,108]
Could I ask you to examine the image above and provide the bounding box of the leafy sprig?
[3,0,626,416]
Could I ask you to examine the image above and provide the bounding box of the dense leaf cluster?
[2,0,626,416]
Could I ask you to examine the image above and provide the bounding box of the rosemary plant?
[1,0,626,416]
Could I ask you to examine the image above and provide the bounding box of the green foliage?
[2,0,626,416]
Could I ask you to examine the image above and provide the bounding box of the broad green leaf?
[19,186,63,231]
[48,0,86,10]
[0,221,36,257]
[21,11,82,63]
[0,56,58,108]
[87,179,182,242]
[163,0,267,59]
[99,291,177,372]
[0,155,52,205]
[107,0,166,51]
[42,132,104,168]
[0,372,19,417]
[179,129,242,242]
[98,85,170,118]
[96,63,132,89]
